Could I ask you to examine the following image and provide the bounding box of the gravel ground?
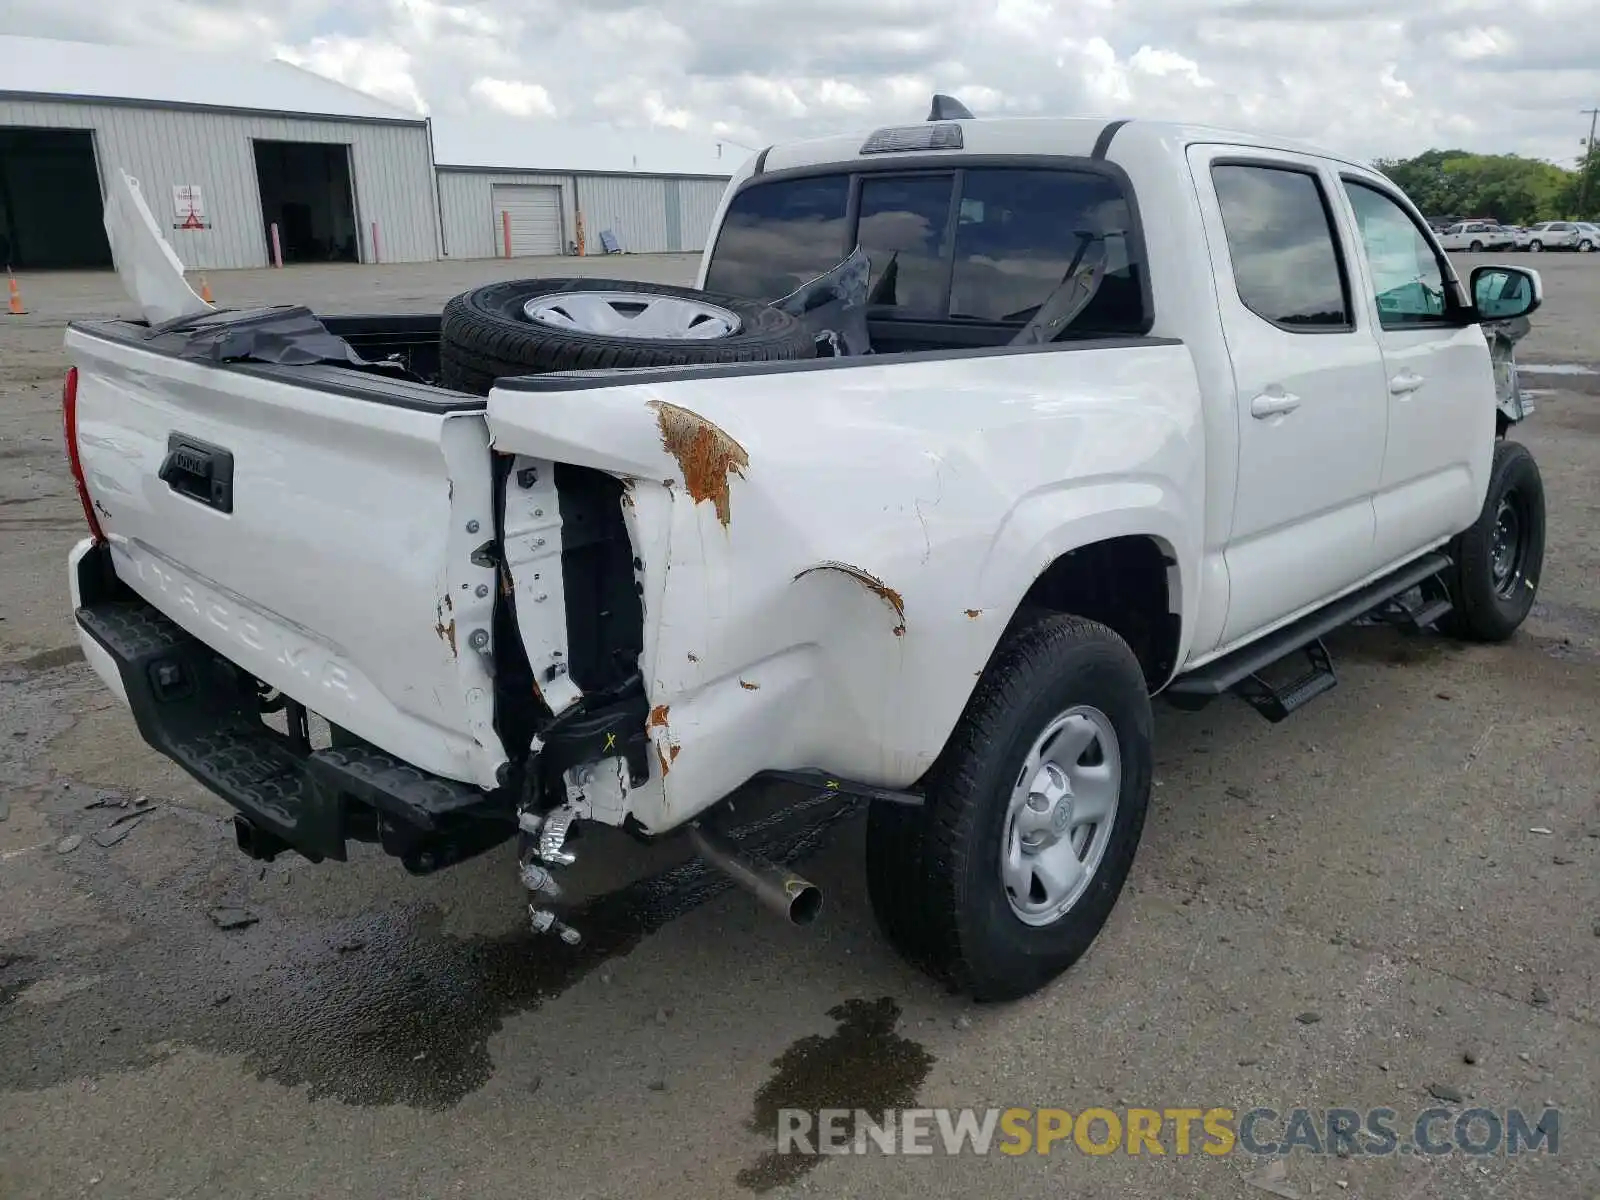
[1,252,1597,1200]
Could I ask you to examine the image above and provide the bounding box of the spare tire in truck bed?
[439,278,817,394]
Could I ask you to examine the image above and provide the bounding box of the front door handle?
[1390,370,1426,396]
[1250,390,1302,418]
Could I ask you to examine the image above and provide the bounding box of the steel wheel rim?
[522,291,741,339]
[1490,490,1529,599]
[1000,705,1121,927]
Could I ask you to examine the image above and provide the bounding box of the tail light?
[62,366,105,542]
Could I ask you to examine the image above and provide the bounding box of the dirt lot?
[1,253,1597,1200]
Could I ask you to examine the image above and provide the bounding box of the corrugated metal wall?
[576,175,670,254]
[0,97,438,269]
[436,169,575,259]
[680,178,731,253]
[437,168,731,259]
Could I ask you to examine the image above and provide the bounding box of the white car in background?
[1523,221,1586,252]
[1575,223,1600,252]
[1438,221,1515,252]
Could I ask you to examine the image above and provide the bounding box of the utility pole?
[1580,107,1600,217]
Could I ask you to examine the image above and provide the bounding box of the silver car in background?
[1438,220,1516,252]
[1523,221,1587,251]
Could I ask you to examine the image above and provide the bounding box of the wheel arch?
[1003,534,1185,689]
[972,483,1197,694]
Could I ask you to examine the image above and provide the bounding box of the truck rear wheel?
[438,278,816,394]
[1442,439,1545,642]
[865,614,1152,1001]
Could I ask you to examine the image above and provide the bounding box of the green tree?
[1375,150,1577,222]
[1557,145,1600,219]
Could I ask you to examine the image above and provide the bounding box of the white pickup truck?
[65,107,1546,1001]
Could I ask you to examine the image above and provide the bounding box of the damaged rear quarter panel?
[486,344,1203,832]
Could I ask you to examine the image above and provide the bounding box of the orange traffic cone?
[199,275,214,304]
[6,270,25,316]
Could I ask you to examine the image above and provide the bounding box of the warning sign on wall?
[172,184,210,230]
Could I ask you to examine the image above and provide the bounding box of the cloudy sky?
[5,0,1599,166]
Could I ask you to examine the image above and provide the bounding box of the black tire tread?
[438,278,815,394]
[1442,438,1545,642]
[866,614,1152,1000]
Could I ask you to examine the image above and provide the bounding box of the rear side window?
[702,174,850,300]
[1211,164,1351,330]
[704,165,1148,333]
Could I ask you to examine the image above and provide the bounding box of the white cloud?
[469,77,557,118]
[1129,46,1213,88]
[3,0,1598,165]
[1445,26,1515,61]
[274,35,427,114]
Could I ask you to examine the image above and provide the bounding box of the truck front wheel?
[865,615,1152,1001]
[1442,439,1545,642]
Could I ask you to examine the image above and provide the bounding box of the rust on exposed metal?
[646,399,748,528]
[793,561,907,635]
[669,744,681,762]
[435,597,458,657]
[739,679,760,691]
[648,703,670,730]
[656,741,673,777]
[965,609,983,619]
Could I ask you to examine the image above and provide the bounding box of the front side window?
[703,163,1150,334]
[1211,164,1351,330]
[701,174,850,300]
[1343,180,1450,328]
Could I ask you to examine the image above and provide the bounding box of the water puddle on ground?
[0,791,858,1110]
[735,997,935,1192]
[1518,363,1597,375]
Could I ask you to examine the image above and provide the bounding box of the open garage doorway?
[0,128,113,270]
[254,140,359,264]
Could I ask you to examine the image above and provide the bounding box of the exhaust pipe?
[688,825,823,926]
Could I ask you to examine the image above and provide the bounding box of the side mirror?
[1470,265,1542,322]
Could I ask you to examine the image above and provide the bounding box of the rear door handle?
[1389,371,1426,396]
[1250,390,1302,418]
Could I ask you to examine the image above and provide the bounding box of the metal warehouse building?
[0,34,440,271]
[430,118,734,260]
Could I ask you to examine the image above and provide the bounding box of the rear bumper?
[70,540,517,871]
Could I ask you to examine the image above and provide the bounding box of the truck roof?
[756,116,1365,177]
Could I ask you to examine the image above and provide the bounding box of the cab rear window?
[704,165,1147,334]
[701,175,851,301]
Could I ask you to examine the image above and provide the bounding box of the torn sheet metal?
[165,305,409,372]
[1485,315,1533,423]
[101,167,213,327]
[770,246,873,358]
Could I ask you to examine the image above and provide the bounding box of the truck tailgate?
[65,323,507,790]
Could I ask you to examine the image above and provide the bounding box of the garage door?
[491,185,563,256]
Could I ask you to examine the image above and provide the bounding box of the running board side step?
[1165,552,1453,721]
